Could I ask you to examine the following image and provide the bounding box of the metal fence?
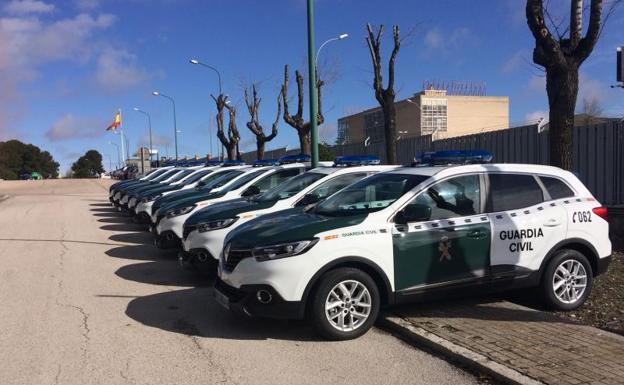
[239,122,624,205]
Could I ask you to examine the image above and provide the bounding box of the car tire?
[310,267,380,341]
[541,249,593,311]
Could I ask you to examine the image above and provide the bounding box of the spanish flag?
[106,111,121,131]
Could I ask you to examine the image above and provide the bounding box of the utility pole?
[307,0,319,167]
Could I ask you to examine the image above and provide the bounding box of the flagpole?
[119,108,125,165]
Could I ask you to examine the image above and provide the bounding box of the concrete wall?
[442,96,509,139]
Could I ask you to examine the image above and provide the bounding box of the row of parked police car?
[108,151,612,340]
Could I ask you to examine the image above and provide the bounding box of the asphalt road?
[0,179,477,385]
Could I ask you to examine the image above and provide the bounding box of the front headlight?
[197,217,238,232]
[252,239,318,262]
[166,205,196,218]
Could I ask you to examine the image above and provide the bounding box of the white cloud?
[527,75,546,92]
[501,49,529,74]
[4,0,54,15]
[74,0,100,11]
[422,27,476,57]
[93,47,149,92]
[139,133,172,147]
[45,114,106,141]
[525,110,548,123]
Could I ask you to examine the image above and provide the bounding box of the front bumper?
[178,248,218,271]
[154,230,182,249]
[182,227,227,262]
[213,277,304,320]
[157,213,192,240]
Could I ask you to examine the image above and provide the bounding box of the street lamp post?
[133,107,153,166]
[316,33,349,67]
[189,58,225,160]
[306,0,319,167]
[108,141,120,169]
[152,91,178,165]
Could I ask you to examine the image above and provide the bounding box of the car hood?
[224,209,367,249]
[135,184,180,198]
[185,199,278,226]
[156,190,227,216]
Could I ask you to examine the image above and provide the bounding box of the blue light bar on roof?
[278,154,311,164]
[414,150,493,166]
[253,159,280,167]
[221,160,246,167]
[334,155,381,166]
[205,160,223,166]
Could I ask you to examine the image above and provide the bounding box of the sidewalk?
[380,299,624,385]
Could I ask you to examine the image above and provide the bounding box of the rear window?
[540,176,575,200]
[488,173,544,212]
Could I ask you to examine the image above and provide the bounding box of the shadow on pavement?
[91,207,120,213]
[105,244,175,261]
[98,217,129,223]
[100,223,147,232]
[115,260,212,287]
[125,287,317,341]
[109,232,153,244]
[89,203,112,207]
[391,296,574,324]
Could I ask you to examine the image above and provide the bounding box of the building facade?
[337,88,509,144]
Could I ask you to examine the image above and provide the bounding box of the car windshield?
[168,169,195,182]
[219,169,270,193]
[197,170,243,191]
[255,172,326,202]
[180,169,213,185]
[151,169,178,182]
[315,173,430,216]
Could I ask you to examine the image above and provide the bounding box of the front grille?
[214,278,246,302]
[183,224,197,239]
[223,247,252,272]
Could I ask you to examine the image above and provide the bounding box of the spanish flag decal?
[106,111,121,131]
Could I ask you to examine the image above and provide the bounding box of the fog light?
[256,290,272,304]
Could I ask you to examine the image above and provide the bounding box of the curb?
[378,314,544,385]
[0,195,8,203]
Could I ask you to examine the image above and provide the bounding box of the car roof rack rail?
[278,154,311,164]
[221,160,246,167]
[253,159,281,167]
[334,155,381,167]
[412,150,493,166]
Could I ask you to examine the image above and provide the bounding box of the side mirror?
[242,185,261,197]
[295,193,321,207]
[395,204,432,224]
[196,180,206,188]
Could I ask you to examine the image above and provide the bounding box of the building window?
[421,98,447,134]
[364,110,384,143]
[337,120,349,144]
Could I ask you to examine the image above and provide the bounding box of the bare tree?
[281,65,324,155]
[211,94,241,160]
[581,96,603,122]
[244,84,281,160]
[366,23,401,164]
[526,0,618,169]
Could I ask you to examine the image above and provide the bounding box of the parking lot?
[0,179,478,385]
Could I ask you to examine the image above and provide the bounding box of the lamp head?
[133,107,140,111]
[189,59,199,64]
[339,33,349,39]
[152,91,159,96]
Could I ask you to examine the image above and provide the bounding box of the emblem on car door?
[439,236,452,262]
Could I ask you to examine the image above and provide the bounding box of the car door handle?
[544,218,561,227]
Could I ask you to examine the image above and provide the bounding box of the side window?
[540,176,575,200]
[308,173,367,200]
[253,168,302,193]
[407,175,481,220]
[488,173,544,212]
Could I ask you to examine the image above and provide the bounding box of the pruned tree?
[581,96,603,124]
[211,94,241,160]
[526,0,618,170]
[244,84,281,160]
[281,65,324,155]
[366,23,400,165]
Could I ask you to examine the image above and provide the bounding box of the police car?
[114,167,187,210]
[180,156,398,269]
[152,159,307,249]
[132,164,231,223]
[214,151,612,340]
[109,166,173,204]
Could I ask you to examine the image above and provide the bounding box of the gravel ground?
[556,252,624,335]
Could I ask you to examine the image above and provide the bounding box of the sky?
[1,0,623,174]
